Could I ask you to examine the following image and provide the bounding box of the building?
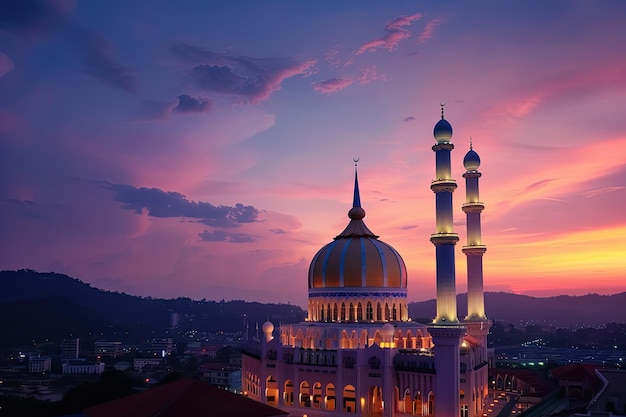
[242,109,490,417]
[62,338,80,360]
[28,356,52,373]
[62,360,105,375]
[73,377,288,417]
[94,340,123,358]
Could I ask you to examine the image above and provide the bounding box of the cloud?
[355,12,422,55]
[0,0,74,38]
[312,77,353,94]
[0,53,14,77]
[356,65,387,85]
[174,94,213,114]
[133,99,177,121]
[583,186,624,198]
[0,0,137,93]
[417,18,442,43]
[198,229,256,243]
[172,42,316,104]
[98,181,260,228]
[403,116,416,122]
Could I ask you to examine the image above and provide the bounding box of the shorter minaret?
[462,139,491,417]
[462,138,487,322]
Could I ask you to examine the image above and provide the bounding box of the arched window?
[349,303,355,321]
[357,302,363,321]
[333,304,338,321]
[366,302,373,321]
[341,303,346,321]
[392,304,397,321]
[385,303,391,321]
[320,304,325,321]
[326,304,331,322]
[376,303,382,321]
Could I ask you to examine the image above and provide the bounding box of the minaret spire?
[353,157,361,208]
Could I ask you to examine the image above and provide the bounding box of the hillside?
[0,270,305,348]
[409,292,626,327]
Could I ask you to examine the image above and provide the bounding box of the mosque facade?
[242,110,490,417]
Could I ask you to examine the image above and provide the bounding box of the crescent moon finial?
[353,156,359,166]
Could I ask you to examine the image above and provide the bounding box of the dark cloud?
[312,78,353,94]
[171,42,316,104]
[174,94,213,114]
[403,116,416,122]
[66,25,138,94]
[269,228,287,234]
[198,230,256,243]
[0,0,137,93]
[0,0,71,38]
[133,99,176,121]
[99,181,259,228]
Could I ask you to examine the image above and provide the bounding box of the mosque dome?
[463,148,481,171]
[308,168,407,290]
[434,118,453,143]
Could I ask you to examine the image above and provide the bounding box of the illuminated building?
[242,110,489,417]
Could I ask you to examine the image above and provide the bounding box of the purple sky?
[1,1,625,307]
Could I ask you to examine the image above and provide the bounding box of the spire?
[440,102,445,119]
[469,136,473,150]
[335,158,378,239]
[353,157,361,208]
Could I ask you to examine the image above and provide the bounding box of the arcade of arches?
[260,375,439,415]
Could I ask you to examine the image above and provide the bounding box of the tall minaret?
[462,139,487,322]
[429,104,460,325]
[427,106,465,417]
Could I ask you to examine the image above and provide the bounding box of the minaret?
[429,104,460,325]
[462,139,491,417]
[462,138,487,322]
[427,106,465,417]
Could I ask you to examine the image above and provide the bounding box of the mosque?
[242,109,491,417]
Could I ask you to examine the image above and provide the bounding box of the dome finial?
[440,102,446,119]
[353,157,361,208]
[469,136,473,150]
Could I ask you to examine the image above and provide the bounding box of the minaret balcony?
[430,233,459,245]
[462,245,486,255]
[430,179,457,192]
[461,202,485,212]
[432,142,454,151]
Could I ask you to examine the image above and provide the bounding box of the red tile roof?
[82,377,288,417]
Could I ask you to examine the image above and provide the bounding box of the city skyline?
[1,1,625,307]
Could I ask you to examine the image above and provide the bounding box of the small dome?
[434,118,453,143]
[262,321,274,333]
[381,323,395,337]
[464,149,481,171]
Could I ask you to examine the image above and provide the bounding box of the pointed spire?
[353,157,361,208]
[335,158,378,239]
[440,102,446,119]
[469,136,473,150]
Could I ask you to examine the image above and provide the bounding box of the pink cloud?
[0,53,14,77]
[356,65,387,85]
[355,12,422,55]
[417,18,442,43]
[312,78,353,94]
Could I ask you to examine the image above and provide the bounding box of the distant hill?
[0,270,306,348]
[409,292,626,327]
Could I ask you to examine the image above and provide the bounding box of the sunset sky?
[1,1,625,308]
